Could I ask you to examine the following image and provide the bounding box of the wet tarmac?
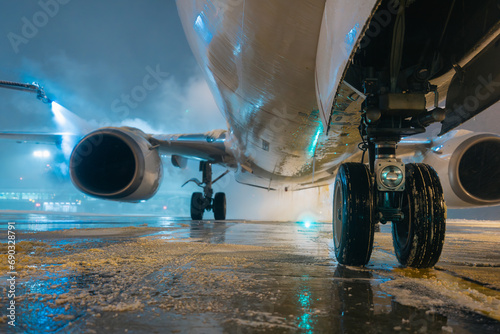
[0,213,499,333]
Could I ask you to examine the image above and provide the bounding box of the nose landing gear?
[333,158,446,268]
[332,90,446,268]
[183,161,229,220]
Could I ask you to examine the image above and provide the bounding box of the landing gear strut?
[183,162,228,220]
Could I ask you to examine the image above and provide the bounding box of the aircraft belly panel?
[176,0,365,186]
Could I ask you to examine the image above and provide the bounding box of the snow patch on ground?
[381,274,500,320]
[225,311,297,330]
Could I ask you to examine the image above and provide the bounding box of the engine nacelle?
[423,130,500,208]
[69,127,163,202]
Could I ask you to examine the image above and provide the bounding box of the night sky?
[0,1,498,219]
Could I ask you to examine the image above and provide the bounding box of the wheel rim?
[394,191,410,249]
[333,181,343,247]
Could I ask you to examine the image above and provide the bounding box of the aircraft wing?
[0,128,237,167]
[0,132,79,145]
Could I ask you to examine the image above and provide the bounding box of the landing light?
[380,166,403,188]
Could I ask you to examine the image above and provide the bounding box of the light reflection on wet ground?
[0,212,184,232]
[0,214,499,333]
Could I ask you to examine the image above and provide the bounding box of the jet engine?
[423,130,500,208]
[69,127,163,202]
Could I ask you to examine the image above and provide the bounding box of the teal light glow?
[345,23,360,46]
[308,122,323,157]
[298,289,312,331]
[298,313,312,331]
[296,277,315,333]
[298,290,311,308]
[297,212,317,229]
[194,13,213,44]
[22,275,76,332]
[233,42,242,56]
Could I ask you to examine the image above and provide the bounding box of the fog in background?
[0,0,498,220]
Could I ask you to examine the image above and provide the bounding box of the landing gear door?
[315,0,381,129]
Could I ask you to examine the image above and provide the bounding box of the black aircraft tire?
[213,192,226,220]
[333,163,374,266]
[190,192,204,220]
[392,163,446,268]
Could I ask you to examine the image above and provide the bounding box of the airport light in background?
[33,150,51,158]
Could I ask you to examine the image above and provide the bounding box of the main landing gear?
[183,161,228,220]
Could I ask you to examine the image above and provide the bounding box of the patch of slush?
[225,311,297,330]
[380,271,500,321]
[0,232,299,330]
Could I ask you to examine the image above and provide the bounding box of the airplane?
[1,0,499,269]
